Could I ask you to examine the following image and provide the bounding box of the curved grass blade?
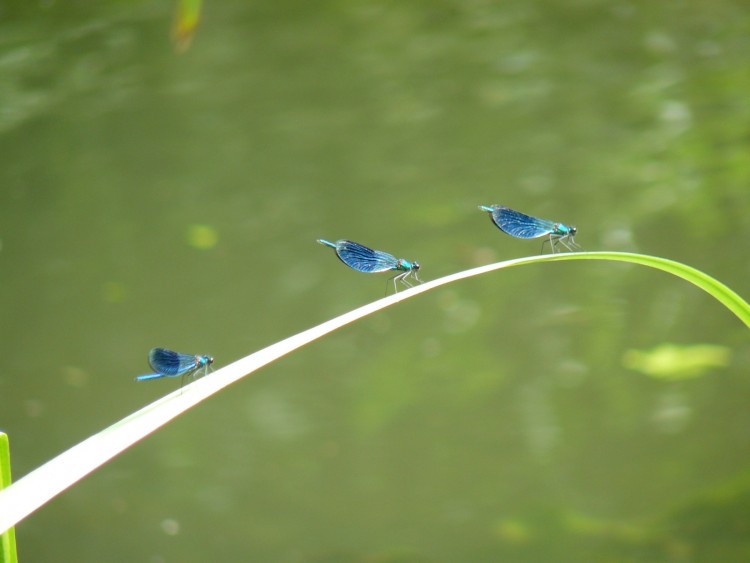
[0,251,747,533]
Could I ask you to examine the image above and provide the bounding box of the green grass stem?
[0,433,18,563]
[0,251,747,534]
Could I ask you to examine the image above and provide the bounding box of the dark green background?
[1,1,750,561]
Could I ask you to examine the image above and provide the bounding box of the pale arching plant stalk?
[0,251,748,534]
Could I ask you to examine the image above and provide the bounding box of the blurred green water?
[1,1,750,561]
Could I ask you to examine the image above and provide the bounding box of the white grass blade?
[0,251,748,533]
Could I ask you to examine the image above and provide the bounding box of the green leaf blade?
[0,251,747,535]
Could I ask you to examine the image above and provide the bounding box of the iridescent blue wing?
[148,347,199,376]
[335,240,398,273]
[490,206,556,239]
